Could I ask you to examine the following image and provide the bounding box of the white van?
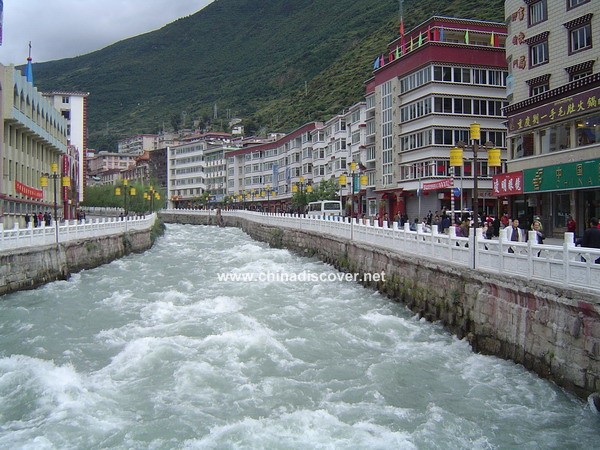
[306,200,343,218]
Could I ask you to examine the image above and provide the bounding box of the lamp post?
[144,185,160,213]
[292,176,312,214]
[264,185,275,213]
[451,124,500,231]
[346,162,367,220]
[338,172,347,216]
[115,179,136,229]
[40,162,64,245]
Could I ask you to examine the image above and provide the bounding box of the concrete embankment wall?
[161,211,600,399]
[0,229,153,296]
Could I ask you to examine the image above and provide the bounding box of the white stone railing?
[0,213,157,251]
[165,208,600,294]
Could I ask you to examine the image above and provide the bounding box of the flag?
[380,54,385,66]
[26,43,33,84]
[400,16,404,37]
[395,46,400,59]
[464,30,469,44]
[490,32,495,46]
[418,32,422,47]
[373,56,380,69]
[440,27,445,41]
[0,0,3,45]
[410,36,413,51]
[26,58,33,83]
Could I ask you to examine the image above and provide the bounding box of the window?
[526,74,550,97]
[531,84,549,96]
[564,14,593,55]
[528,0,547,26]
[530,41,548,67]
[570,24,592,53]
[568,0,589,10]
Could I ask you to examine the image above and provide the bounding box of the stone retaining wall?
[0,229,153,296]
[161,211,600,399]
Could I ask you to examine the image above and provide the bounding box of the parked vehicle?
[306,200,343,217]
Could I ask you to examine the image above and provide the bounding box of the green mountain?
[30,0,505,150]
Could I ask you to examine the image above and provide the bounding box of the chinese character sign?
[492,172,523,196]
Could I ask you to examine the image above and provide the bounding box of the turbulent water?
[0,223,598,449]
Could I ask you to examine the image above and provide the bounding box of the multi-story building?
[118,134,158,155]
[504,0,599,235]
[225,123,320,212]
[167,133,233,207]
[366,16,508,222]
[167,140,207,207]
[87,152,138,178]
[0,64,69,227]
[43,90,89,208]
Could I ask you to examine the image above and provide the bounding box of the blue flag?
[0,0,4,45]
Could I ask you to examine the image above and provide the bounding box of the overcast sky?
[0,0,215,65]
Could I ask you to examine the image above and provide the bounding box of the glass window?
[529,0,547,26]
[568,0,590,9]
[530,41,548,67]
[570,24,592,53]
[531,83,549,96]
[513,133,535,159]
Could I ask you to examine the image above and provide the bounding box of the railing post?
[563,232,575,287]
[527,230,536,279]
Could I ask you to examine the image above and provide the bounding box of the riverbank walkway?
[162,209,600,295]
[0,213,156,251]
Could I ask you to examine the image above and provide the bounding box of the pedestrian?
[582,217,600,263]
[567,214,577,234]
[492,216,501,237]
[24,213,30,228]
[508,218,525,253]
[509,218,526,242]
[531,220,545,244]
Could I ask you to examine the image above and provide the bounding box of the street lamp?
[338,173,347,215]
[346,162,367,220]
[143,185,160,213]
[264,184,275,213]
[291,176,312,214]
[115,179,136,218]
[450,122,501,231]
[40,162,67,244]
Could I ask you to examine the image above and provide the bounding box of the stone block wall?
[0,229,152,296]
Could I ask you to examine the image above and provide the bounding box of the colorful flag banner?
[464,29,469,44]
[373,56,380,69]
[0,0,4,46]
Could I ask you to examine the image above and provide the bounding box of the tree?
[171,113,182,132]
[307,178,339,202]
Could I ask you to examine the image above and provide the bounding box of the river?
[0,223,598,449]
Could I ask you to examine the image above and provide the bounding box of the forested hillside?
[30,0,505,150]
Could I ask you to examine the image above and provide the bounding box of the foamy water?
[0,223,598,448]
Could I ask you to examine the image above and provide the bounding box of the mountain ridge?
[29,0,505,150]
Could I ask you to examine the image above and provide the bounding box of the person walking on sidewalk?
[582,217,600,263]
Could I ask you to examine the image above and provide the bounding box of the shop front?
[523,158,600,237]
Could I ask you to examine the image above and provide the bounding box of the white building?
[43,90,89,204]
